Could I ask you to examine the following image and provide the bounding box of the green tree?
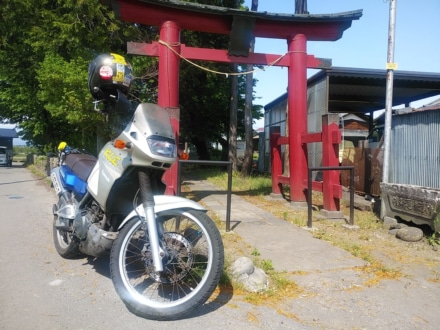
[0,0,156,152]
[241,0,259,176]
[0,0,262,157]
[178,0,263,161]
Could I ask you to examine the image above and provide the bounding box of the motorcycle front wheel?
[110,209,224,320]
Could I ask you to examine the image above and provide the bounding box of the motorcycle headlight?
[147,136,176,158]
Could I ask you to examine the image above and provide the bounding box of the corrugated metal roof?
[319,67,440,113]
[266,67,440,114]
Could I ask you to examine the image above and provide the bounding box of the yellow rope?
[157,39,305,77]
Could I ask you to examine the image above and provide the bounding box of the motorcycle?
[50,53,224,320]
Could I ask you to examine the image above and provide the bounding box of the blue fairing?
[60,165,87,196]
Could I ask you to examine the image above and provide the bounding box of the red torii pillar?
[158,21,180,109]
[288,34,308,206]
[269,34,310,208]
[157,21,180,195]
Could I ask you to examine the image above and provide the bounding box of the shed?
[260,67,440,175]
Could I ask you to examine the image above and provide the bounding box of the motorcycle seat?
[64,153,97,182]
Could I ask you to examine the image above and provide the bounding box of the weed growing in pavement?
[427,219,440,250]
[258,259,274,272]
[251,247,261,256]
[427,231,440,250]
[429,271,440,283]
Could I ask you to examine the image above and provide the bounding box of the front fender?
[117,195,207,230]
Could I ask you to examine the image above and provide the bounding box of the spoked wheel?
[52,197,80,259]
[110,209,224,320]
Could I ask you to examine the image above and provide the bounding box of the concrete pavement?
[182,178,440,329]
[183,179,365,273]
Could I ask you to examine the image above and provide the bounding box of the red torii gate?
[104,0,362,213]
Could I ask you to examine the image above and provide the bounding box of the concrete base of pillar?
[343,224,360,230]
[302,226,319,232]
[289,201,308,211]
[269,193,285,200]
[319,209,344,219]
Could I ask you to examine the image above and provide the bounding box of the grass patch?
[183,167,272,196]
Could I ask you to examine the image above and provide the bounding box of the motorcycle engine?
[73,202,102,239]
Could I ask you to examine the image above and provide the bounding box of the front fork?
[138,171,165,272]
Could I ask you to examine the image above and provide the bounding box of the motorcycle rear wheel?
[53,197,80,259]
[110,209,224,320]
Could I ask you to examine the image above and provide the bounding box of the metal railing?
[177,160,233,232]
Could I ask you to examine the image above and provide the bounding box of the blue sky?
[243,0,440,127]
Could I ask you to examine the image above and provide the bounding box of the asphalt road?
[0,164,306,330]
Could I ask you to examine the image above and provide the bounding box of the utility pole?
[295,0,308,14]
[381,0,397,215]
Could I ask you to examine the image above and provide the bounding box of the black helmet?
[88,53,133,99]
